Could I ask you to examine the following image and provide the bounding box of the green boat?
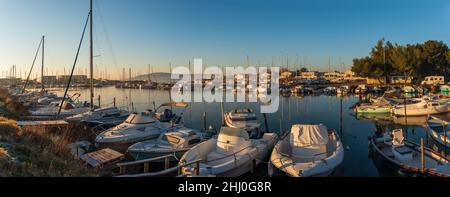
[440,85,450,92]
[355,105,391,114]
[127,128,206,161]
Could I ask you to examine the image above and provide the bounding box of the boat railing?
[115,154,202,177]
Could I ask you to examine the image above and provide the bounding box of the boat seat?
[392,146,413,162]
[291,145,327,162]
[393,146,413,155]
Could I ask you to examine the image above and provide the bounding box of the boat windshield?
[125,114,156,124]
[161,135,181,145]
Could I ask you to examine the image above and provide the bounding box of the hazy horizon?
[1,0,450,80]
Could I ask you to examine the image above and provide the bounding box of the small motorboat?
[355,85,367,94]
[152,102,188,124]
[29,101,91,118]
[65,106,130,126]
[337,86,349,95]
[403,86,416,93]
[425,116,450,148]
[95,112,180,152]
[323,87,337,94]
[440,85,450,93]
[270,124,344,177]
[369,129,450,177]
[355,103,392,114]
[180,127,278,177]
[127,127,206,161]
[224,108,260,130]
[392,100,450,116]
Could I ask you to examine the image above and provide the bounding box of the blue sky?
[1,0,450,79]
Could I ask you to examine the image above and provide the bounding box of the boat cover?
[290,124,329,148]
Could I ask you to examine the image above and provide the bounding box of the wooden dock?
[16,120,69,127]
[80,148,124,168]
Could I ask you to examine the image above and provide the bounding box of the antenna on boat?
[221,101,225,126]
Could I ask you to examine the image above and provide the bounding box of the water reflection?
[45,86,450,177]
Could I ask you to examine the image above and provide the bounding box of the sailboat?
[392,100,450,116]
[369,129,450,177]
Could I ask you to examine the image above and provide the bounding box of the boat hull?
[128,149,188,161]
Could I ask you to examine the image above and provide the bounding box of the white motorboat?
[180,127,278,177]
[270,124,344,177]
[323,87,337,94]
[224,108,260,130]
[392,100,450,116]
[337,86,349,95]
[152,102,188,124]
[403,86,416,93]
[355,85,367,94]
[127,127,206,161]
[95,112,180,152]
[65,106,130,126]
[425,116,450,148]
[370,129,450,177]
[29,101,91,118]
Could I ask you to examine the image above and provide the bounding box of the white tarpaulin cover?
[290,124,329,147]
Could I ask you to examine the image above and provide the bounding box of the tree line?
[352,38,450,82]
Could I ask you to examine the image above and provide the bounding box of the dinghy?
[224,109,260,130]
[95,112,180,152]
[270,124,344,177]
[179,127,278,177]
[369,129,450,177]
[425,116,450,148]
[392,100,450,116]
[65,106,130,126]
[127,127,205,161]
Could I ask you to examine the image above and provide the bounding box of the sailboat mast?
[89,0,94,110]
[41,36,45,91]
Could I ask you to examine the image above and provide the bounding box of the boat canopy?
[125,114,156,124]
[290,124,329,148]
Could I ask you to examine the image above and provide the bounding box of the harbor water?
[50,86,450,177]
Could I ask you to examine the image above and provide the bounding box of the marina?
[1,0,450,184]
[4,84,450,177]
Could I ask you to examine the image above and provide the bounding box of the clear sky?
[1,0,450,80]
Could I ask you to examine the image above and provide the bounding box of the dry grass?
[0,116,99,177]
[0,87,29,118]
